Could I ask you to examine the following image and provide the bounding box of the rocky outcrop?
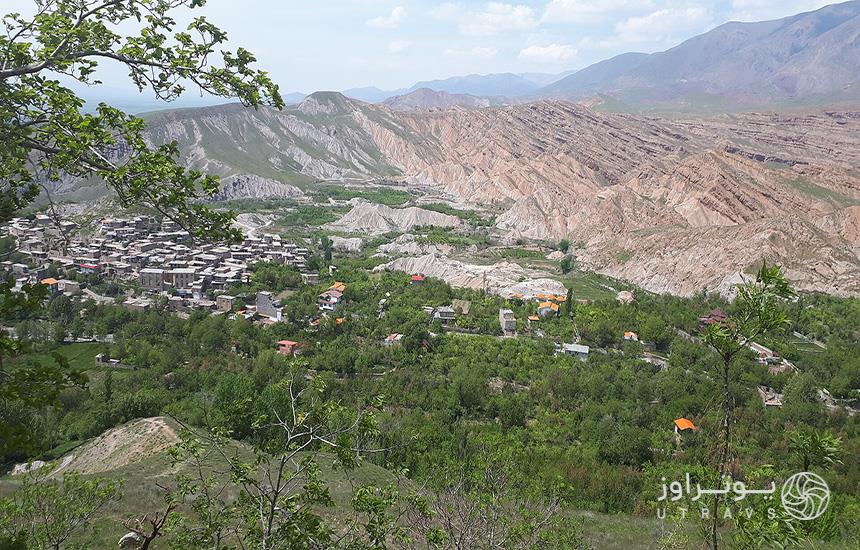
[324,200,460,235]
[373,252,566,297]
[211,174,304,201]
[376,233,454,256]
[330,236,363,252]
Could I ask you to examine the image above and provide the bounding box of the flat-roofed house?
[216,294,236,313]
[139,268,164,291]
[499,308,516,336]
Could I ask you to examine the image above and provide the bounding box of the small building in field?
[673,418,698,434]
[40,277,59,295]
[58,279,81,295]
[410,274,425,285]
[277,340,305,357]
[256,291,283,322]
[537,301,559,318]
[624,331,639,341]
[699,308,727,327]
[499,308,516,336]
[758,386,784,407]
[560,342,589,360]
[123,297,151,313]
[216,294,236,313]
[384,333,403,347]
[433,306,456,325]
[318,288,343,312]
[301,272,320,285]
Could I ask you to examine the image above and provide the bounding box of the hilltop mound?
[52,417,180,476]
[211,174,305,201]
[324,200,461,234]
[374,252,566,297]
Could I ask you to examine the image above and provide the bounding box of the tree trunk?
[711,356,732,550]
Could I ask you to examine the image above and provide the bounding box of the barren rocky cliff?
[141,94,860,296]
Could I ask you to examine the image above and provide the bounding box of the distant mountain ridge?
[536,0,860,109]
[382,88,506,111]
[343,71,574,103]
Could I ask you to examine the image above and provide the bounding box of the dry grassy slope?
[138,93,860,296]
[1,417,400,548]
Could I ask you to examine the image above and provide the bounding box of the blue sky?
[0,0,838,94]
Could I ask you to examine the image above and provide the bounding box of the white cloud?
[442,46,499,59]
[518,43,578,64]
[433,2,537,36]
[729,0,833,22]
[429,2,462,20]
[366,6,407,29]
[388,40,412,53]
[542,0,652,24]
[613,6,712,44]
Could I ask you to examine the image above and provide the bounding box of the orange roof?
[278,340,299,346]
[555,294,567,302]
[535,293,548,299]
[335,317,345,325]
[539,301,559,311]
[527,315,540,321]
[674,418,698,431]
[330,282,347,292]
[40,277,58,285]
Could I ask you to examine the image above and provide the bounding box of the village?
[0,213,853,417]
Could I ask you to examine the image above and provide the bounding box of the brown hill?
[133,94,860,296]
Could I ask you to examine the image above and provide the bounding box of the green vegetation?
[420,203,496,226]
[277,205,347,227]
[415,226,492,247]
[1,258,859,548]
[311,185,411,206]
[495,247,546,259]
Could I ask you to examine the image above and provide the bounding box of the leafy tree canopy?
[1,0,284,240]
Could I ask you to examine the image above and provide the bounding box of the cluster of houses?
[2,216,316,317]
[318,281,347,312]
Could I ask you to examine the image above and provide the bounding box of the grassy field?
[12,342,104,371]
[559,270,620,301]
[311,185,411,207]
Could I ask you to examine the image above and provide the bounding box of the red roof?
[411,275,425,281]
[278,340,299,346]
[674,418,698,431]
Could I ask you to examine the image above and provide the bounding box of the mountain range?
[342,71,574,103]
[55,3,860,297]
[537,0,860,109]
[347,1,860,111]
[123,91,860,297]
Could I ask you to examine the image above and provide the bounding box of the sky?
[0,0,840,98]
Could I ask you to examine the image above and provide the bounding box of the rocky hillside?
[537,1,860,109]
[211,174,305,201]
[323,199,461,234]
[135,92,860,296]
